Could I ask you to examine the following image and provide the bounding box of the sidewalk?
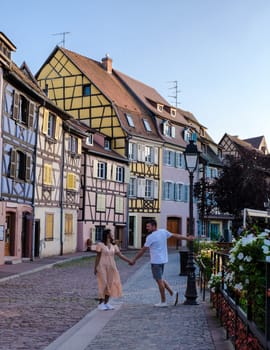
[17,251,233,350]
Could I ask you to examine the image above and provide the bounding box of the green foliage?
[212,153,270,218]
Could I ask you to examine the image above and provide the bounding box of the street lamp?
[183,139,199,305]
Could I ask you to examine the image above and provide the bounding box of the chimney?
[101,54,112,74]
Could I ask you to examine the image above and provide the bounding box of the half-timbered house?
[0,33,85,264]
[78,128,129,251]
[36,48,163,248]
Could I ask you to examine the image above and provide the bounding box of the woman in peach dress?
[94,229,132,311]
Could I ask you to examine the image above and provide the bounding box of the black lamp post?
[183,139,199,305]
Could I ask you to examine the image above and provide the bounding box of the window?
[43,163,53,186]
[129,177,137,197]
[175,152,184,168]
[45,213,54,240]
[82,84,91,96]
[69,136,82,154]
[162,121,175,137]
[143,119,151,132]
[128,143,137,160]
[145,146,154,163]
[104,139,111,150]
[170,108,176,117]
[97,162,107,179]
[66,173,77,190]
[157,104,163,112]
[116,166,125,182]
[206,166,218,179]
[43,109,60,139]
[9,91,34,128]
[86,133,93,145]
[10,149,31,181]
[97,193,106,212]
[65,214,73,235]
[164,149,175,166]
[163,181,174,200]
[145,179,154,198]
[183,128,193,142]
[95,226,105,241]
[125,113,135,127]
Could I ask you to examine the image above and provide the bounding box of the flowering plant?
[225,230,270,295]
[208,271,222,292]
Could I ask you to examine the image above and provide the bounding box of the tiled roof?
[115,69,187,125]
[243,136,264,149]
[59,48,161,142]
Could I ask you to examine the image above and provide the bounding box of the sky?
[1,0,270,145]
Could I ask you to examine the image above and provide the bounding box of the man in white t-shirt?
[130,219,194,307]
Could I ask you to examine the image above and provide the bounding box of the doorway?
[167,217,181,248]
[5,213,16,256]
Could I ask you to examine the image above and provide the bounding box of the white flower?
[229,255,235,263]
[239,265,244,271]
[264,239,270,246]
[244,255,252,262]
[266,255,270,262]
[235,283,243,291]
[259,232,268,237]
[262,245,269,254]
[245,278,249,284]
[241,234,256,247]
[237,252,244,260]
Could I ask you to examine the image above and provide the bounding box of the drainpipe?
[31,104,42,261]
[59,129,65,255]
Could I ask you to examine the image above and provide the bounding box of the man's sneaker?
[173,291,179,306]
[105,303,114,310]
[154,302,168,307]
[98,302,108,311]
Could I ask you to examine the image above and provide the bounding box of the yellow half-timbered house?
[36,48,163,248]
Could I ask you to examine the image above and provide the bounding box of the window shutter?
[154,147,159,165]
[171,126,176,138]
[97,193,106,211]
[43,109,49,134]
[13,92,19,120]
[77,138,82,154]
[44,164,53,185]
[25,155,31,181]
[137,144,142,161]
[55,116,61,139]
[137,178,145,198]
[93,160,98,177]
[124,167,130,183]
[108,164,114,180]
[28,102,35,128]
[115,196,124,213]
[184,185,189,202]
[10,149,17,178]
[67,173,76,190]
[154,180,159,199]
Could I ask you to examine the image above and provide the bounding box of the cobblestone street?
[0,252,149,350]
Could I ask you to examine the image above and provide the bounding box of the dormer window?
[126,113,135,127]
[170,108,176,117]
[143,119,152,132]
[183,127,193,142]
[157,104,164,112]
[162,120,175,138]
[86,133,93,145]
[104,139,111,150]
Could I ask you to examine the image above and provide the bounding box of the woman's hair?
[102,229,115,245]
